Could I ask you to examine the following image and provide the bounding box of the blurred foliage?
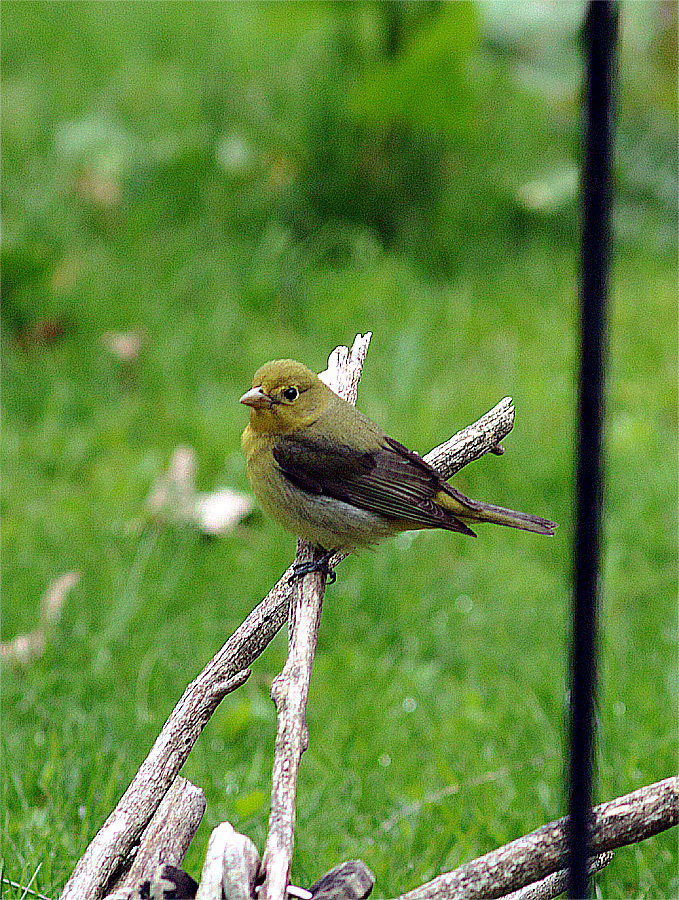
[3,1,677,328]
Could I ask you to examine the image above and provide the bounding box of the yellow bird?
[241,360,556,578]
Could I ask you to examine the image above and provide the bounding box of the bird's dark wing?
[272,433,476,535]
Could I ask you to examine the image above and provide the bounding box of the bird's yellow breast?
[241,423,396,550]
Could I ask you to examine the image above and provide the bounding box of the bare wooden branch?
[106,776,205,897]
[194,822,261,900]
[393,777,679,900]
[498,852,613,900]
[260,337,372,900]
[59,670,249,900]
[423,397,515,478]
[318,332,372,403]
[219,825,262,900]
[60,335,518,900]
[260,552,327,900]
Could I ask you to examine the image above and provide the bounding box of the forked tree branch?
[58,336,677,900]
[61,336,519,900]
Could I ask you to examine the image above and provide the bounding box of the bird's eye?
[283,386,298,402]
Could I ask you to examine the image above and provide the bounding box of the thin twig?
[380,770,510,834]
[423,396,514,478]
[260,548,328,900]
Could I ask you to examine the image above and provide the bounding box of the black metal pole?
[568,3,617,898]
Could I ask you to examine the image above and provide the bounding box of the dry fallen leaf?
[146,445,197,521]
[194,488,255,536]
[1,571,80,667]
[147,445,254,535]
[102,330,144,363]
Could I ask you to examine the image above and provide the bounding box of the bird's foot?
[292,550,336,584]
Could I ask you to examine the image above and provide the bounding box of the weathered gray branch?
[60,335,518,900]
[106,776,205,898]
[60,670,249,900]
[423,396,514,478]
[261,335,372,900]
[393,777,679,900]
[194,822,261,900]
[498,851,613,900]
[260,547,328,900]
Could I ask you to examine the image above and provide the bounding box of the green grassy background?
[2,3,677,898]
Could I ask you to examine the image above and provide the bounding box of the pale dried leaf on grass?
[146,445,197,521]
[146,445,254,535]
[194,489,256,536]
[1,572,80,666]
[102,331,144,363]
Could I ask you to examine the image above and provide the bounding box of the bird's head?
[240,359,336,434]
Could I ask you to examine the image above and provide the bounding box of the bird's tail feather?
[438,485,558,535]
[467,499,558,535]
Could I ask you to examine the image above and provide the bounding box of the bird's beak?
[239,387,273,409]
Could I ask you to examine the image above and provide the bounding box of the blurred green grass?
[2,3,677,898]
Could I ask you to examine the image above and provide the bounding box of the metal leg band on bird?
[291,550,337,584]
